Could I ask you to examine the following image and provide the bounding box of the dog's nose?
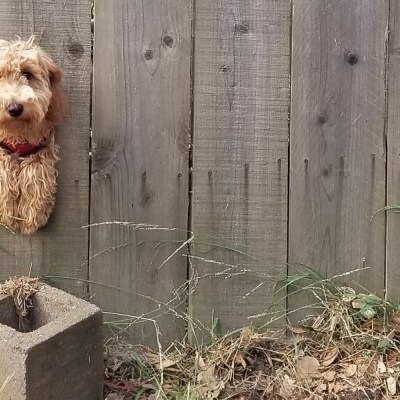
[7,103,24,118]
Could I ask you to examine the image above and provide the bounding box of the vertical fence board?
[289,0,388,320]
[91,0,191,344]
[190,0,291,336]
[0,0,91,296]
[387,1,400,302]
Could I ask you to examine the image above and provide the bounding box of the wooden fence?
[1,0,399,344]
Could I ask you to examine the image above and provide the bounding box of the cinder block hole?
[0,293,72,333]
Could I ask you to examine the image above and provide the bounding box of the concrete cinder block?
[0,284,103,400]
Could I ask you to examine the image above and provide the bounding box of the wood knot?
[345,51,358,66]
[322,167,331,177]
[235,22,249,34]
[162,35,174,47]
[144,49,154,60]
[318,114,327,125]
[68,41,84,58]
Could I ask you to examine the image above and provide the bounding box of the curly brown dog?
[0,37,64,234]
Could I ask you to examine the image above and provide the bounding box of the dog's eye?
[21,71,32,80]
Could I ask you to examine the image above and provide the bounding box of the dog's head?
[0,37,64,144]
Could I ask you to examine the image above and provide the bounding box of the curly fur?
[0,37,64,234]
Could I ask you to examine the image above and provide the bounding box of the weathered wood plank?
[289,0,388,320]
[90,0,191,344]
[386,1,400,303]
[190,0,291,336]
[0,0,92,296]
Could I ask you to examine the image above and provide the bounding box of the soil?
[335,389,383,400]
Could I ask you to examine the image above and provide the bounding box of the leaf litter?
[104,283,400,400]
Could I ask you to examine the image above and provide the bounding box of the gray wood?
[91,0,191,344]
[0,0,92,296]
[190,0,291,336]
[289,0,388,320]
[387,1,400,303]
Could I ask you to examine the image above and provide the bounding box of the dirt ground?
[103,284,400,400]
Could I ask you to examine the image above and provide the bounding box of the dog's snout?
[7,103,24,118]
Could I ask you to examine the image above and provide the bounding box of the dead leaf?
[317,382,327,393]
[142,351,161,366]
[105,394,125,400]
[355,358,369,374]
[240,327,253,340]
[197,363,215,383]
[279,374,296,398]
[234,354,247,369]
[377,359,387,374]
[109,358,123,372]
[288,325,310,335]
[298,356,320,378]
[333,381,347,393]
[392,311,400,326]
[161,358,178,369]
[343,364,357,377]
[255,375,272,392]
[324,370,336,382]
[196,363,225,399]
[104,379,139,393]
[196,352,205,369]
[143,352,179,369]
[387,376,397,396]
[362,320,386,333]
[387,350,400,368]
[321,347,339,367]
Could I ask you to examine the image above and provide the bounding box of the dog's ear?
[48,63,63,87]
[38,49,63,87]
[38,50,65,127]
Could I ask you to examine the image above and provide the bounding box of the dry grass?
[104,280,400,400]
[0,276,41,332]
[34,222,400,399]
[0,373,14,394]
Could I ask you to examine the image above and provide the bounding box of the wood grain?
[0,0,92,296]
[386,1,400,302]
[190,0,291,336]
[90,0,191,344]
[289,0,388,320]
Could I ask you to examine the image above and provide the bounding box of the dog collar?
[0,140,44,156]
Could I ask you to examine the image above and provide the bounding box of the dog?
[0,37,64,234]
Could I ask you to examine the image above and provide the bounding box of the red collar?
[0,141,43,156]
